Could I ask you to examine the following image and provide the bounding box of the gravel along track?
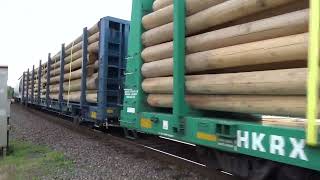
[10,104,216,180]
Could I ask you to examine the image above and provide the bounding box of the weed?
[0,140,73,179]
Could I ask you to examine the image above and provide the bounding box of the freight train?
[19,0,320,179]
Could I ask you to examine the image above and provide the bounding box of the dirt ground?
[9,104,209,180]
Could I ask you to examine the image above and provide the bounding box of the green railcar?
[120,0,320,179]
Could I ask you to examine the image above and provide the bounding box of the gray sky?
[0,0,132,87]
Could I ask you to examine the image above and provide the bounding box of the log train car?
[20,0,320,179]
[21,17,129,127]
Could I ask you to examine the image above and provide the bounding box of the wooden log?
[88,32,100,44]
[51,23,99,61]
[50,57,83,76]
[88,41,99,53]
[49,73,98,93]
[142,68,308,95]
[50,56,97,76]
[143,0,226,30]
[49,57,61,72]
[89,52,98,66]
[153,0,172,11]
[142,0,298,47]
[64,32,100,56]
[50,91,97,103]
[67,23,99,50]
[51,41,99,70]
[147,94,314,117]
[142,9,308,62]
[261,116,309,128]
[94,60,99,69]
[47,64,95,84]
[214,0,308,31]
[200,60,306,74]
[65,41,99,63]
[51,32,99,66]
[141,33,308,78]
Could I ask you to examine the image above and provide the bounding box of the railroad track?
[23,104,239,180]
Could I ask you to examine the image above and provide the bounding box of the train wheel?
[196,146,219,169]
[195,146,320,180]
[275,165,320,180]
[73,116,80,126]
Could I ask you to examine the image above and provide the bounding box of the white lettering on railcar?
[127,107,135,113]
[236,130,308,161]
[270,135,285,156]
[162,120,168,130]
[159,132,174,138]
[252,132,266,152]
[237,130,249,149]
[124,89,138,99]
[289,138,308,161]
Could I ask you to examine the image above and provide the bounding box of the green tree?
[7,86,14,99]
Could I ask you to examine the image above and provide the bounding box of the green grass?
[0,140,73,180]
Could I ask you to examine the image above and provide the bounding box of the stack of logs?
[142,0,312,117]
[33,68,39,99]
[23,72,28,99]
[40,23,100,103]
[23,70,39,100]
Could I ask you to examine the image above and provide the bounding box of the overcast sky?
[0,0,132,87]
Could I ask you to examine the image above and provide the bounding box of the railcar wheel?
[275,165,320,180]
[196,146,219,169]
[73,116,80,126]
[196,146,320,180]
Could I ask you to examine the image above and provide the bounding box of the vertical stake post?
[31,65,35,103]
[117,24,123,106]
[26,69,29,105]
[97,18,110,125]
[22,72,25,104]
[46,53,51,108]
[80,27,88,108]
[38,60,42,104]
[307,0,320,146]
[59,44,65,112]
[121,23,130,106]
[173,0,187,134]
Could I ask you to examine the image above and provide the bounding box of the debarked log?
[141,9,308,62]
[142,68,308,95]
[49,73,98,93]
[147,94,314,117]
[141,33,308,78]
[50,90,97,103]
[142,0,298,47]
[143,0,226,30]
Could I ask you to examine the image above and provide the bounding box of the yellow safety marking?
[91,111,97,119]
[107,109,114,114]
[197,132,217,142]
[141,118,152,129]
[307,0,320,146]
